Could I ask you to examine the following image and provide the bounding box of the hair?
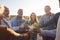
[29,12,38,23]
[44,5,51,10]
[4,6,9,11]
[17,9,23,13]
[0,4,5,14]
[0,6,9,22]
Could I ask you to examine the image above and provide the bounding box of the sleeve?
[42,14,57,27]
[10,18,19,31]
[39,16,44,26]
[22,20,26,24]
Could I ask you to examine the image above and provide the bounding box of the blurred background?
[0,0,60,16]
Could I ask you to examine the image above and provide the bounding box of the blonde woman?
[28,12,38,40]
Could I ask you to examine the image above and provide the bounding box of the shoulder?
[55,12,60,15]
[28,21,32,25]
[10,17,17,21]
[40,15,46,19]
[51,13,55,16]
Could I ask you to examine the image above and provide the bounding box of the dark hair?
[4,6,9,11]
[17,9,23,13]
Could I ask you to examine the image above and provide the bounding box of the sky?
[0,0,60,16]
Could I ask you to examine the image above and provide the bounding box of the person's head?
[17,9,23,18]
[3,6,9,17]
[0,4,4,20]
[30,12,37,23]
[44,5,51,15]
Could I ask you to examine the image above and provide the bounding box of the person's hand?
[19,24,25,28]
[29,25,34,31]
[23,33,28,37]
[19,33,28,37]
[0,25,6,27]
[37,24,42,33]
[14,33,21,37]
[38,32,42,36]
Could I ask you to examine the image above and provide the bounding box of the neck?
[46,13,51,16]
[17,16,22,18]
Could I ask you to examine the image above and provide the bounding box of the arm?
[37,16,44,33]
[39,16,44,27]
[10,19,19,31]
[0,25,20,36]
[38,14,56,32]
[42,12,60,27]
[42,14,57,27]
[7,27,21,36]
[0,25,27,37]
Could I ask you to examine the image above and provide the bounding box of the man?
[38,5,55,40]
[11,9,29,40]
[38,12,60,38]
[11,9,26,31]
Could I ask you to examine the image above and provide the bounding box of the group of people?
[0,4,60,40]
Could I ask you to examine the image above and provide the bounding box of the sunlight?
[0,0,60,16]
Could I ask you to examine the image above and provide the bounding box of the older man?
[38,5,56,40]
[38,11,60,40]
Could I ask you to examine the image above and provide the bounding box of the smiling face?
[17,9,23,18]
[30,12,37,22]
[3,6,9,17]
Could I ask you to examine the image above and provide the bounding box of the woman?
[28,12,38,40]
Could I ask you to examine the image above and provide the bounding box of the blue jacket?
[10,16,26,31]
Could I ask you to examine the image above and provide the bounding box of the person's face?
[44,6,51,14]
[30,13,36,21]
[17,9,23,17]
[3,8,9,17]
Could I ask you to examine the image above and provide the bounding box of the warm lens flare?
[0,4,5,15]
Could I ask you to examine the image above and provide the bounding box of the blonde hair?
[29,12,38,23]
[0,4,5,15]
